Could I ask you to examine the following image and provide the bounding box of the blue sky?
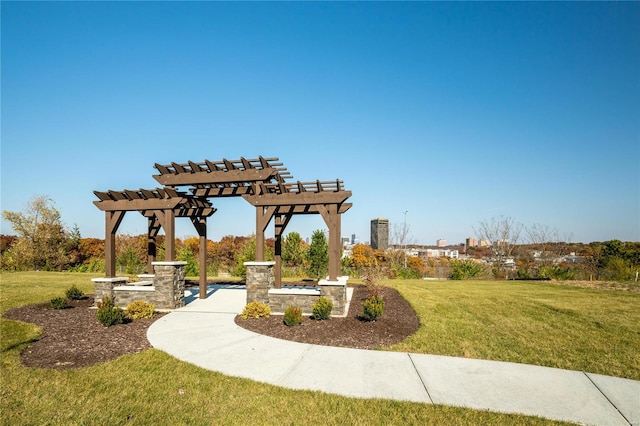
[2,1,639,245]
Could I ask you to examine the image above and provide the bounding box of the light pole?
[403,210,408,269]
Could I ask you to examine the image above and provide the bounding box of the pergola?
[93,156,352,298]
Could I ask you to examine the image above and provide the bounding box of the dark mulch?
[235,284,420,350]
[3,297,165,370]
[3,284,420,370]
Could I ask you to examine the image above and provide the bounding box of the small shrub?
[97,295,127,327]
[311,296,333,320]
[126,300,155,320]
[50,297,70,310]
[241,301,271,319]
[450,260,486,280]
[362,296,385,322]
[65,284,85,300]
[283,305,302,326]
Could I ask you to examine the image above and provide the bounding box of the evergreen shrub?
[241,301,271,319]
[50,297,70,310]
[311,296,333,320]
[362,296,385,321]
[126,300,155,320]
[97,295,127,327]
[65,284,85,300]
[283,305,302,326]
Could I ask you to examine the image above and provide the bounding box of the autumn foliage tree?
[2,196,76,271]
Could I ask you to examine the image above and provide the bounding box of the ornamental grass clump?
[283,305,302,326]
[311,296,333,320]
[97,295,127,327]
[241,301,271,319]
[126,300,155,320]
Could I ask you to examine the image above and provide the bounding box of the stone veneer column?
[152,261,187,309]
[319,277,348,315]
[91,277,127,307]
[245,261,275,305]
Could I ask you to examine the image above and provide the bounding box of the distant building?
[370,218,389,250]
[341,237,350,247]
[466,237,477,248]
[351,234,356,244]
[423,248,459,259]
[436,239,447,247]
[479,239,490,247]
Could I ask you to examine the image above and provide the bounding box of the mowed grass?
[384,279,640,380]
[0,272,615,425]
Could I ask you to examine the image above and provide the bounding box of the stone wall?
[92,261,186,309]
[92,277,126,304]
[318,280,347,315]
[268,288,321,313]
[245,262,348,316]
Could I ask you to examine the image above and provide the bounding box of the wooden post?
[256,208,265,262]
[156,209,176,261]
[147,215,161,274]
[255,206,276,262]
[190,216,208,299]
[273,213,292,288]
[105,211,125,277]
[318,204,340,281]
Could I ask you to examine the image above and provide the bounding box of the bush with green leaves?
[50,297,70,310]
[126,300,155,320]
[241,301,271,319]
[450,259,486,280]
[65,284,85,300]
[311,296,333,320]
[396,267,422,279]
[283,305,302,326]
[362,296,385,322]
[97,295,127,327]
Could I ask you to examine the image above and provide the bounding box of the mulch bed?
[3,297,165,370]
[3,284,419,370]
[235,284,420,350]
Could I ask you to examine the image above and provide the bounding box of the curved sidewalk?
[147,285,639,426]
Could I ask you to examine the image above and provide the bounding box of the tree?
[389,218,413,270]
[282,232,306,267]
[306,229,328,280]
[2,195,73,270]
[232,235,274,277]
[350,244,377,271]
[475,216,523,279]
[526,223,573,267]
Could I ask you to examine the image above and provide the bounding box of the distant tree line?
[1,198,638,283]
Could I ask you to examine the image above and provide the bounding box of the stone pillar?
[245,261,275,305]
[152,261,187,309]
[319,276,348,315]
[91,277,127,307]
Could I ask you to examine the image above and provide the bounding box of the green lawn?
[3,272,627,425]
[383,279,640,380]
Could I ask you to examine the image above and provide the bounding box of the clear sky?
[2,1,639,245]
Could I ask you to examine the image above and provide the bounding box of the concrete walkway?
[147,285,640,426]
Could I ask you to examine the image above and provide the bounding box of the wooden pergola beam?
[94,198,183,211]
[153,168,278,186]
[242,191,352,207]
[190,186,252,198]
